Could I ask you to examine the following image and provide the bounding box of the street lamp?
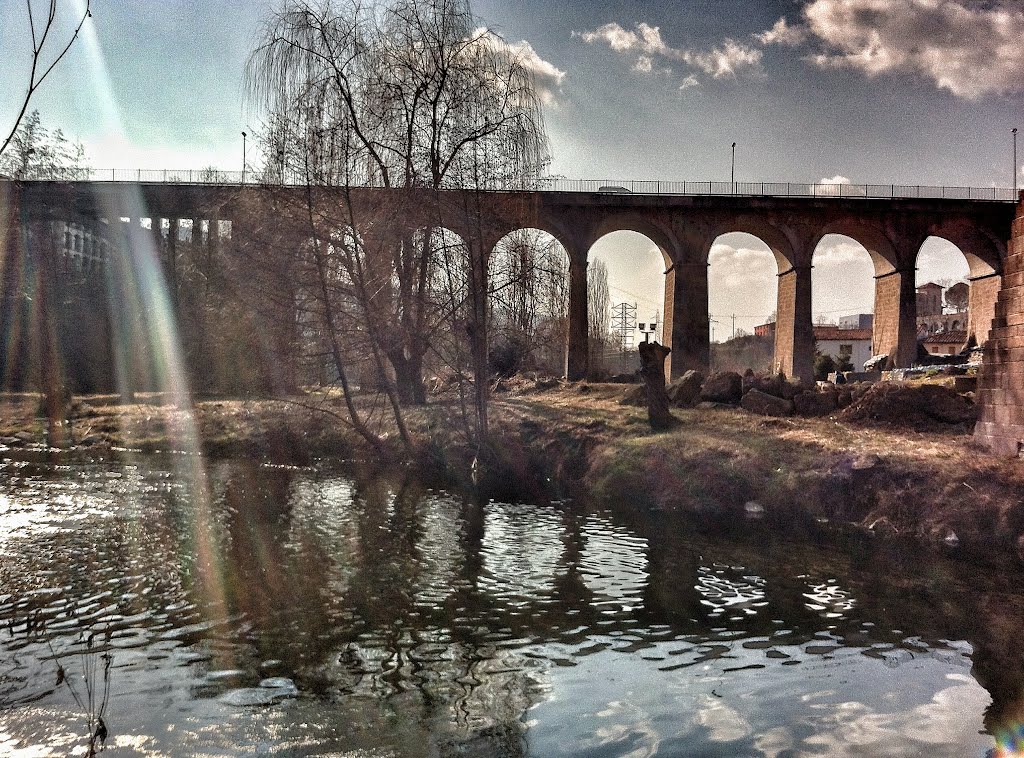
[638,319,658,344]
[1013,128,1019,194]
[731,142,736,192]
[241,131,247,185]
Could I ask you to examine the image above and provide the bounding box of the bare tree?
[1,1,93,161]
[587,258,610,376]
[246,0,551,441]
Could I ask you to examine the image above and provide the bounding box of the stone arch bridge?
[4,180,1016,384]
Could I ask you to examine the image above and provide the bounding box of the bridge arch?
[810,234,880,372]
[488,228,570,376]
[586,230,670,377]
[586,213,679,267]
[915,232,1001,349]
[705,217,798,271]
[811,220,901,276]
[704,231,780,374]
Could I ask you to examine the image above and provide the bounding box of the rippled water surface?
[0,454,1020,756]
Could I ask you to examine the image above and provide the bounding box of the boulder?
[793,390,839,417]
[700,371,743,404]
[741,389,794,417]
[667,369,704,406]
[863,354,890,372]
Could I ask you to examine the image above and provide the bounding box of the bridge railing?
[537,178,1018,201]
[8,169,1018,202]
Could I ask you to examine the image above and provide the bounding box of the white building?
[814,326,873,370]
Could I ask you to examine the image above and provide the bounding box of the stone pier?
[976,194,1024,455]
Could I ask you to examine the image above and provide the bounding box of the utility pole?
[241,131,247,185]
[732,313,736,340]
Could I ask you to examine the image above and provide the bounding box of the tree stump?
[638,341,675,430]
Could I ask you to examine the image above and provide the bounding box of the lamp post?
[1013,128,1018,194]
[241,131,247,185]
[731,142,736,192]
[638,319,658,344]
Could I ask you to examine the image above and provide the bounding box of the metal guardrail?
[9,168,1019,202]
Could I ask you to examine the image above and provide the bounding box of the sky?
[2,0,1022,336]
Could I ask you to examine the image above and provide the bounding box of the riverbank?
[1,381,1021,563]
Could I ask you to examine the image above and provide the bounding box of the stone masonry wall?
[975,194,1024,455]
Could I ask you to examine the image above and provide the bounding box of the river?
[0,452,1019,756]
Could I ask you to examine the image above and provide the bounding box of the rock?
[744,501,765,519]
[696,401,722,410]
[79,434,102,445]
[13,431,33,443]
[667,369,704,407]
[700,371,743,404]
[793,391,839,417]
[942,529,960,548]
[1,436,23,446]
[864,354,890,372]
[741,389,794,417]
[534,376,559,390]
[619,385,647,406]
[493,379,509,393]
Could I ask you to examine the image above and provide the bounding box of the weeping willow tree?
[246,0,550,444]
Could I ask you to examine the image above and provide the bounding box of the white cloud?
[755,17,807,46]
[633,55,654,74]
[474,28,567,105]
[814,240,871,265]
[576,22,763,86]
[678,75,700,91]
[759,0,1024,99]
[682,39,764,80]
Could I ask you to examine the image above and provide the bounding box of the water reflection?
[0,454,1018,755]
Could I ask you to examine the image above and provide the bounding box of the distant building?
[837,313,873,330]
[922,330,968,356]
[754,322,776,338]
[915,281,968,336]
[57,220,109,273]
[814,326,873,370]
[917,282,943,317]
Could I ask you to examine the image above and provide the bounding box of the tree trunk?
[391,350,427,406]
[638,341,675,430]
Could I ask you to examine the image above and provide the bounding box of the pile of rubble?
[619,368,975,426]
